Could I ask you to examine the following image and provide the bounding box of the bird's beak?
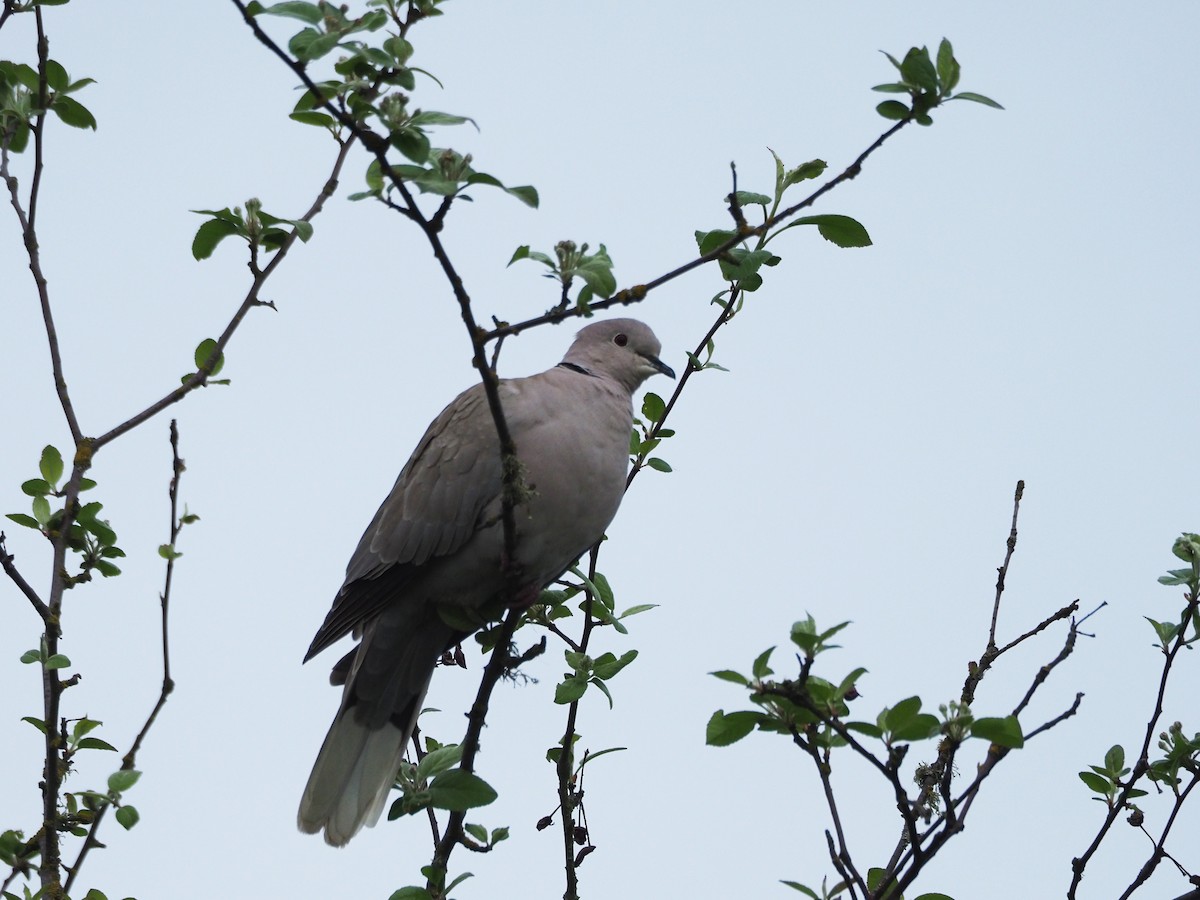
[644,354,676,380]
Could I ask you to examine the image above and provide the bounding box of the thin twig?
[63,421,184,894]
[1069,593,1199,898]
[0,8,85,445]
[0,533,52,622]
[487,118,914,343]
[91,135,355,450]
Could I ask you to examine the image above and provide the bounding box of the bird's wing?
[304,384,503,660]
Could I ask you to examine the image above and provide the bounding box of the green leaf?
[416,744,463,782]
[256,1,324,23]
[876,99,910,121]
[463,822,487,843]
[784,159,826,186]
[971,715,1024,749]
[781,882,820,898]
[751,646,775,679]
[191,217,242,260]
[82,889,109,900]
[592,649,637,680]
[951,92,1004,110]
[900,46,938,92]
[194,338,225,376]
[94,560,121,577]
[388,889,434,900]
[115,804,139,829]
[885,696,922,731]
[936,38,960,93]
[50,95,97,130]
[555,675,589,704]
[427,769,497,811]
[6,513,40,529]
[617,603,657,619]
[706,710,761,747]
[32,496,51,526]
[22,716,47,733]
[891,714,940,742]
[290,110,336,128]
[158,543,183,560]
[391,127,431,164]
[20,649,41,664]
[107,769,141,793]
[21,478,51,496]
[733,190,771,207]
[1104,744,1126,773]
[914,894,956,900]
[647,457,672,473]
[289,27,342,61]
[39,446,64,486]
[695,228,737,255]
[792,214,872,248]
[641,392,666,422]
[77,737,118,752]
[45,654,71,670]
[710,669,749,686]
[501,184,539,207]
[1078,771,1112,794]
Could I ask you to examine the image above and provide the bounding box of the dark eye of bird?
[613,333,628,347]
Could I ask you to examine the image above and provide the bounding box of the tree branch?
[0,533,52,622]
[63,421,184,894]
[91,135,355,450]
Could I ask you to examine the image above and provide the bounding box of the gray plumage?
[298,318,674,846]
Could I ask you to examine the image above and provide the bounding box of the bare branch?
[0,533,52,622]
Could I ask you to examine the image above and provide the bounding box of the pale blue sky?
[3,2,1198,898]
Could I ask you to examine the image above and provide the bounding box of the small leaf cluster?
[190,198,313,261]
[356,150,537,207]
[387,864,474,900]
[508,241,614,313]
[387,742,498,820]
[0,57,95,154]
[250,1,535,211]
[47,768,143,844]
[529,569,655,638]
[873,38,1002,126]
[554,648,638,709]
[630,391,674,475]
[693,150,870,315]
[6,446,124,583]
[783,866,955,899]
[1078,744,1146,808]
[707,616,1024,751]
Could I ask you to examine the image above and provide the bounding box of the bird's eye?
[613,333,628,347]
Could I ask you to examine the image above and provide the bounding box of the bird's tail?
[298,607,458,846]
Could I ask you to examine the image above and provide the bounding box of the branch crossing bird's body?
[298,318,674,846]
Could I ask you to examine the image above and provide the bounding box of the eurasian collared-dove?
[298,318,674,846]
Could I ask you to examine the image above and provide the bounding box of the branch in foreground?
[427,609,524,883]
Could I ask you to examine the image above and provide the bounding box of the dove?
[298,318,674,846]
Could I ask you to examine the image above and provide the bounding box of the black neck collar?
[557,361,596,377]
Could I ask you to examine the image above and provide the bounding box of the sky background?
[2,2,1199,898]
